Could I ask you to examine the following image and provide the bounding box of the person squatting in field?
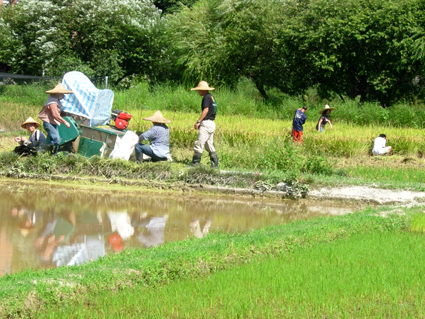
[292,105,308,144]
[134,110,172,163]
[372,133,392,156]
[316,104,335,132]
[190,81,219,168]
[14,117,46,156]
[38,84,73,155]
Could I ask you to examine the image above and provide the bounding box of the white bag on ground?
[109,130,139,160]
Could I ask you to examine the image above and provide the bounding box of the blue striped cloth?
[61,71,114,126]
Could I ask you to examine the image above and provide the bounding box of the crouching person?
[372,133,392,156]
[14,117,46,156]
[135,111,172,163]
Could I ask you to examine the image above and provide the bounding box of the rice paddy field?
[1,81,425,318]
[1,205,425,318]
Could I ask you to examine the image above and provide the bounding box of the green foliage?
[0,0,161,83]
[410,213,425,233]
[303,155,333,176]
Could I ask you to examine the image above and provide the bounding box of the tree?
[280,0,424,106]
[0,0,162,83]
[165,0,286,97]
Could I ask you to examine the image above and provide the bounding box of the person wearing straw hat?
[316,104,335,132]
[14,117,46,156]
[190,80,219,168]
[38,83,73,155]
[135,110,172,163]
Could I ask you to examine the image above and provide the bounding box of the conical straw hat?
[143,110,171,124]
[45,83,74,94]
[191,81,215,91]
[319,104,336,114]
[21,117,40,129]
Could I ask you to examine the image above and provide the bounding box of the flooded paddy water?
[0,180,367,276]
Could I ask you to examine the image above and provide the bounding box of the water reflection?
[0,181,366,276]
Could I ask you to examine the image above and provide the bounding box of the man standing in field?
[372,134,392,156]
[190,81,219,168]
[292,105,308,144]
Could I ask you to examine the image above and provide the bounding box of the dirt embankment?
[308,186,425,206]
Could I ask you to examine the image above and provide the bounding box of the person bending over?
[372,134,392,156]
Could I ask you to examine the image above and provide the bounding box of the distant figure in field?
[292,105,308,144]
[372,134,392,156]
[316,104,335,132]
[14,117,46,156]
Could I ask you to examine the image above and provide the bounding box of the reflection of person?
[14,117,46,156]
[190,81,219,168]
[109,232,124,252]
[11,207,36,237]
[38,83,73,155]
[190,219,211,239]
[292,105,307,144]
[372,134,392,156]
[107,212,134,240]
[133,213,168,248]
[33,211,76,263]
[316,105,335,132]
[135,111,172,163]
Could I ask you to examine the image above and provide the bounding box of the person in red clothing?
[292,105,308,144]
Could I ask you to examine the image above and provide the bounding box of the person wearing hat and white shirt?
[38,83,73,155]
[316,104,335,132]
[372,134,392,156]
[135,110,171,163]
[191,80,219,168]
[14,117,46,155]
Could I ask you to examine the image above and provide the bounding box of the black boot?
[135,152,144,164]
[209,152,219,168]
[190,152,202,166]
[52,145,60,156]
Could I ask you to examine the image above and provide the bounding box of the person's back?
[292,108,307,131]
[372,134,392,156]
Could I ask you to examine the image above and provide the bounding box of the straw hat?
[143,110,171,124]
[21,117,40,129]
[45,83,73,94]
[191,81,215,91]
[319,104,336,114]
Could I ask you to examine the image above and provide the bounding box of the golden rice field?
[2,103,425,168]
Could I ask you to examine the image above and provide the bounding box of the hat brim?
[319,108,336,114]
[21,117,41,129]
[21,122,40,129]
[143,116,171,124]
[45,89,74,94]
[191,86,215,91]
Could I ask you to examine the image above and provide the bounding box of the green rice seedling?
[31,227,425,318]
[409,213,425,233]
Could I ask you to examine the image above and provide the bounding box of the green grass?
[29,220,425,318]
